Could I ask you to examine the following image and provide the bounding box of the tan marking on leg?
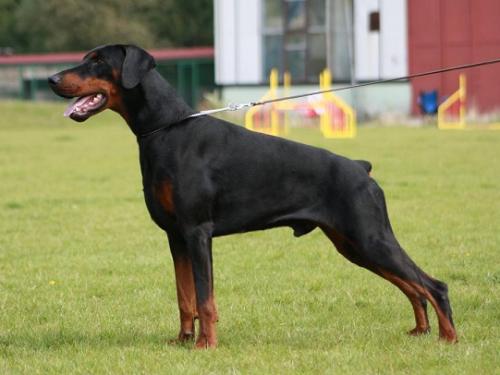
[195,296,218,349]
[409,281,457,343]
[379,270,430,335]
[321,227,355,260]
[173,257,197,342]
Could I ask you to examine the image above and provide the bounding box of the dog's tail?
[355,160,372,175]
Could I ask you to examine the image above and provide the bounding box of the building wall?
[214,0,262,84]
[379,0,408,78]
[354,0,407,80]
[214,0,410,118]
[216,0,408,84]
[408,0,500,114]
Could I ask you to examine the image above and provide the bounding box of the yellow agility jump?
[438,74,466,130]
[316,69,356,139]
[245,68,356,139]
[245,69,290,136]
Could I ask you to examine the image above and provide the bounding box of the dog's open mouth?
[64,93,107,122]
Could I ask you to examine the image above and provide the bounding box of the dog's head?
[48,44,156,122]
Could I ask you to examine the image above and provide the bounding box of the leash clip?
[227,102,252,111]
[185,102,256,120]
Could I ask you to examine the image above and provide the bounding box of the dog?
[48,44,457,348]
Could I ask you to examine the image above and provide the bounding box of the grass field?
[0,100,499,374]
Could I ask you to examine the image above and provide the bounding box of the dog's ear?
[121,45,156,89]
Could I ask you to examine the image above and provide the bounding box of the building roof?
[0,46,214,66]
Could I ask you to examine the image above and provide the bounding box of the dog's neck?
[119,70,195,137]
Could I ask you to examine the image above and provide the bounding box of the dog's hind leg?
[377,269,430,336]
[322,226,456,341]
[322,228,429,336]
[321,180,457,342]
[372,239,456,342]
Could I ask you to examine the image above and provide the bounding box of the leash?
[138,57,500,138]
[187,102,254,118]
[187,57,500,118]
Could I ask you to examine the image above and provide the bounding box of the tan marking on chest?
[156,181,175,214]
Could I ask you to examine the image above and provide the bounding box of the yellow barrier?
[438,74,466,130]
[245,68,356,138]
[245,69,289,136]
[317,69,356,138]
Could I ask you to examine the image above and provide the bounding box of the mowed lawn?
[0,100,499,374]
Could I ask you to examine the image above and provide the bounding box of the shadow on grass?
[0,329,194,352]
[0,324,360,352]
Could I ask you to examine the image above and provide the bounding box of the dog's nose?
[48,74,62,86]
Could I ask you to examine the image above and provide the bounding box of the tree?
[13,0,155,52]
[140,0,214,47]
[0,0,21,50]
[1,0,214,53]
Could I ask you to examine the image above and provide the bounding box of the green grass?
[0,100,499,374]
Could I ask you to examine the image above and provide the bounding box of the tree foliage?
[0,0,213,53]
[0,0,20,49]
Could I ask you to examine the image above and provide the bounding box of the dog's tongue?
[64,95,92,117]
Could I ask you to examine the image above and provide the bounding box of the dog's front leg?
[185,223,218,349]
[167,232,198,342]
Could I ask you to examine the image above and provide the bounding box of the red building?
[408,0,500,114]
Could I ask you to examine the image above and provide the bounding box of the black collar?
[136,114,199,139]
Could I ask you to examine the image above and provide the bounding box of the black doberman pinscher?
[48,44,457,348]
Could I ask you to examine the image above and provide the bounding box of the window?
[263,1,285,76]
[264,0,283,29]
[369,11,380,32]
[263,0,326,83]
[285,0,306,31]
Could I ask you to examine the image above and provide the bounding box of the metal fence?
[0,58,216,107]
